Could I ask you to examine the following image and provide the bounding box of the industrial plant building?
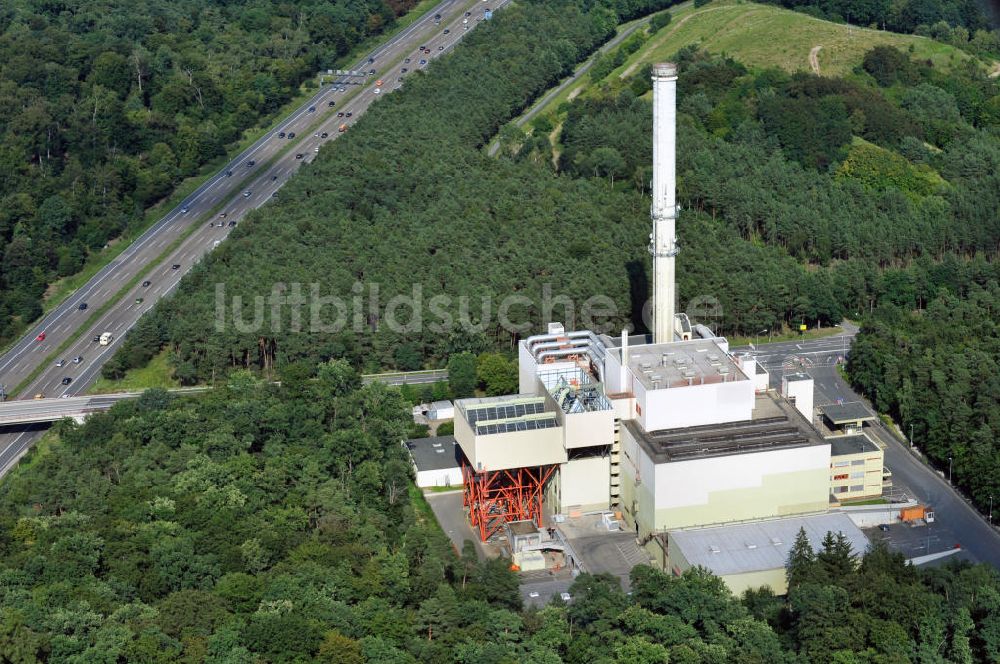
[829,434,885,501]
[439,61,882,591]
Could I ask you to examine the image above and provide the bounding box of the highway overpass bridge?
[0,388,209,427]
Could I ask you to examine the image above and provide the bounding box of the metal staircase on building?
[610,417,622,508]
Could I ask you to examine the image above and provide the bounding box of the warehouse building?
[663,512,868,595]
[404,436,463,488]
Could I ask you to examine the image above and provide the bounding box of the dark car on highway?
[142,280,151,287]
[78,302,87,310]
[171,264,180,270]
[61,377,72,385]
[295,153,304,159]
[327,100,335,107]
[287,132,295,138]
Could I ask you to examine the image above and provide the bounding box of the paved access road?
[0,0,504,477]
[736,326,1000,569]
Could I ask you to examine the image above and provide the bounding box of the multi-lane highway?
[0,0,503,476]
[735,326,1000,569]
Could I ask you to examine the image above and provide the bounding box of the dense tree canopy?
[849,267,1000,516]
[110,0,676,381]
[0,0,418,342]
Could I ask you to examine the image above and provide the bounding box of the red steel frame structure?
[461,460,557,542]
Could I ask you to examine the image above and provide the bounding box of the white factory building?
[448,60,876,590]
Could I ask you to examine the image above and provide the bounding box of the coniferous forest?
[0,0,418,342]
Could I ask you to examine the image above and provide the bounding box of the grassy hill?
[621,0,980,78]
[533,0,991,116]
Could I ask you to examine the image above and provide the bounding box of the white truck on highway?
[99,332,113,346]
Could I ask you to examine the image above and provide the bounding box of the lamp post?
[948,457,953,485]
[755,329,767,349]
[909,423,913,450]
[990,495,993,525]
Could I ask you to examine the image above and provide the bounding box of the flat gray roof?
[830,434,879,457]
[784,372,811,382]
[624,391,827,463]
[821,402,876,424]
[616,338,748,391]
[669,512,868,577]
[405,436,463,472]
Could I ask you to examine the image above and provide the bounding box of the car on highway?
[288,132,296,138]
[227,220,237,227]
[419,59,427,65]
[308,106,316,112]
[401,67,408,73]
[142,280,151,287]
[404,58,411,63]
[61,377,72,385]
[247,160,255,167]
[278,131,286,138]
[345,112,352,117]
[226,170,233,176]
[34,393,44,400]
[135,297,144,304]
[243,190,251,198]
[368,56,375,63]
[373,88,380,94]
[171,264,180,270]
[320,132,328,138]
[35,332,45,342]
[528,591,540,599]
[327,100,335,107]
[271,175,278,181]
[78,302,87,310]
[338,86,345,92]
[465,11,471,16]
[92,335,100,343]
[368,68,376,75]
[337,112,344,117]
[295,153,304,159]
[55,359,65,367]
[444,29,450,34]
[419,44,426,50]
[438,45,444,50]
[73,356,82,363]
[181,207,189,214]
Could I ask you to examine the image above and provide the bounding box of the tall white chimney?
[650,62,678,345]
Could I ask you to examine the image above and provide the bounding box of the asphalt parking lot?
[424,490,498,559]
[863,521,972,564]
